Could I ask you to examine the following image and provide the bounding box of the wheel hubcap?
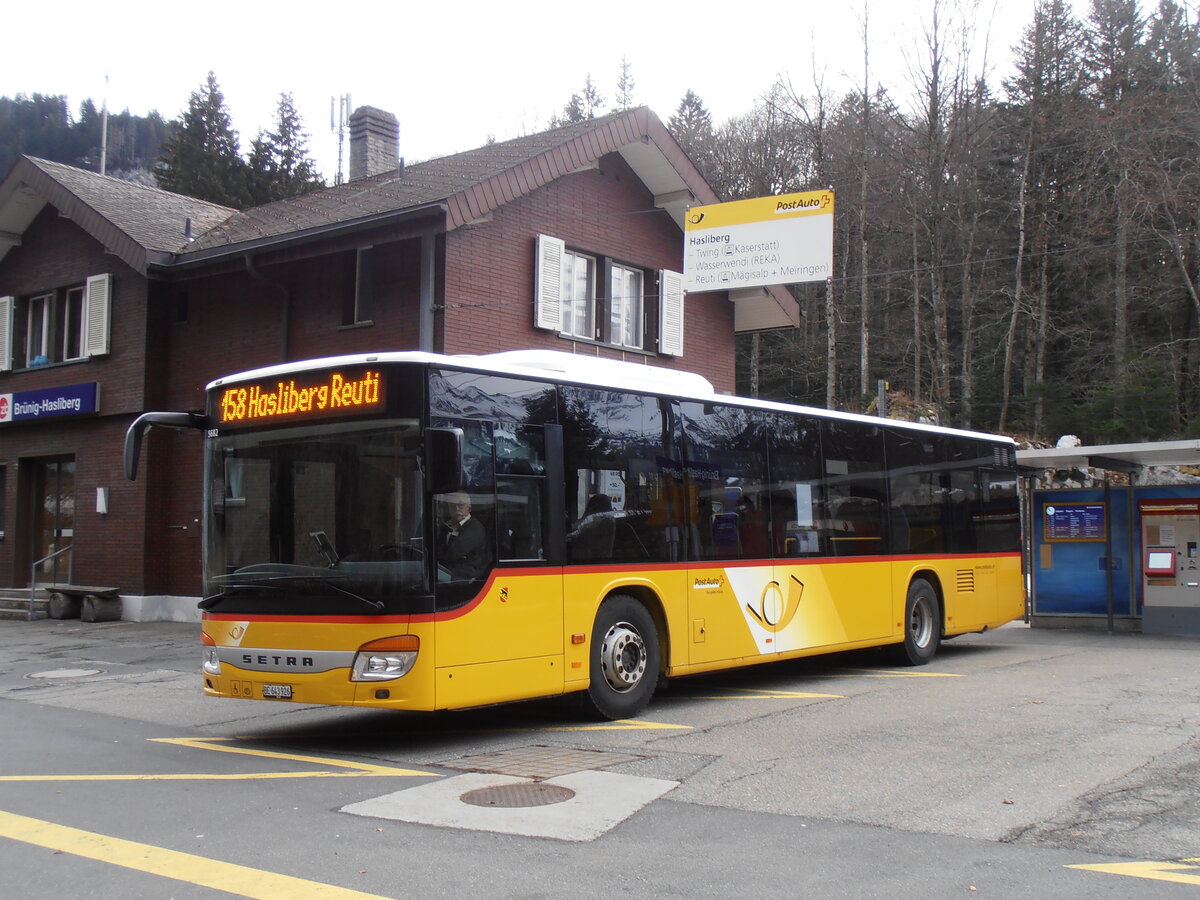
[910,596,934,649]
[600,621,647,693]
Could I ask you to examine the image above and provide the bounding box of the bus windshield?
[203,418,429,613]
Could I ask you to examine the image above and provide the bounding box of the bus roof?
[207,349,1014,446]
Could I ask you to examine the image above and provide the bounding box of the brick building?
[0,106,797,615]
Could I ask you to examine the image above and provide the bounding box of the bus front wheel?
[584,595,660,720]
[892,577,941,666]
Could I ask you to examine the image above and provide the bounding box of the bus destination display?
[216,368,384,427]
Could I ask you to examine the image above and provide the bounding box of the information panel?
[683,190,834,292]
[213,368,384,428]
[1043,502,1107,542]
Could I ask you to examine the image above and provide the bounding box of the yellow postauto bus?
[126,349,1024,719]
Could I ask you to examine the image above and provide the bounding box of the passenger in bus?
[437,492,488,580]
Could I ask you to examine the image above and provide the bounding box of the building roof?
[0,157,234,272]
[183,107,714,252]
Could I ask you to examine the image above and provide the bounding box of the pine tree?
[155,72,250,208]
[615,56,636,110]
[247,92,325,205]
[668,89,716,182]
[555,74,605,125]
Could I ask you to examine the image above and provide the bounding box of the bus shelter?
[1017,440,1200,635]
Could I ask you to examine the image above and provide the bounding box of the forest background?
[1,0,1197,446]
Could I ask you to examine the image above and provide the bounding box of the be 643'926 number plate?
[262,683,292,699]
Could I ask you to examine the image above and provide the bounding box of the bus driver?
[437,491,488,580]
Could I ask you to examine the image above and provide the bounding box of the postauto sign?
[0,382,100,424]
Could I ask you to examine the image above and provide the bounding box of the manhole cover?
[460,783,576,808]
[26,668,104,679]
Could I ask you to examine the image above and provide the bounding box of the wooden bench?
[42,585,121,622]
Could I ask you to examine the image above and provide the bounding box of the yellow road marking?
[0,809,391,899]
[0,737,434,782]
[1068,861,1200,886]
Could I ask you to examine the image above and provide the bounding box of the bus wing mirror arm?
[125,411,207,480]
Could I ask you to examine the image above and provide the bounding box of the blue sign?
[0,382,100,424]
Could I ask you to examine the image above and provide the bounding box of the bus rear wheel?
[891,577,941,666]
[584,595,660,720]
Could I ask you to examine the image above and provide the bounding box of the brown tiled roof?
[183,107,713,254]
[12,158,234,265]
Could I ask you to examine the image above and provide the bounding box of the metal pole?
[1105,474,1114,634]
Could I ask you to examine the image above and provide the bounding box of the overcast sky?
[6,0,1069,183]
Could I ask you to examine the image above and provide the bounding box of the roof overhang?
[0,181,46,264]
[157,202,448,273]
[1017,440,1200,474]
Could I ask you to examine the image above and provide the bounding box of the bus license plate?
[262,683,292,699]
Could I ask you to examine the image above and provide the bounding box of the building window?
[561,250,596,340]
[26,293,52,365]
[63,287,86,360]
[609,263,643,350]
[338,248,375,327]
[2,275,110,371]
[534,234,681,356]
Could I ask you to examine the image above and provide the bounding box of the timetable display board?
[1043,502,1107,542]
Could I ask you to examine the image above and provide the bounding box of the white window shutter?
[0,295,12,372]
[534,234,564,331]
[85,274,111,357]
[658,269,684,357]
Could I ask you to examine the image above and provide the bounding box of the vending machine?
[1140,500,1200,634]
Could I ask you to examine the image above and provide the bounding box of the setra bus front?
[127,357,465,710]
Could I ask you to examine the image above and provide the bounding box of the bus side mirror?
[425,427,464,494]
[125,411,207,480]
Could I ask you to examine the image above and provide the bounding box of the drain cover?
[460,783,576,808]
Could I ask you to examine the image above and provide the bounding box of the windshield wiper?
[208,573,384,613]
[198,584,277,610]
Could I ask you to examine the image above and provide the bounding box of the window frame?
[560,249,597,341]
[26,292,52,364]
[609,262,645,350]
[62,286,86,361]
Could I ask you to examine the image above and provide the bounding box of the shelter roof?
[1017,440,1200,474]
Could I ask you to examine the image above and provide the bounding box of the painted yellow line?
[150,737,434,775]
[0,809,392,899]
[0,737,434,782]
[1068,861,1200,886]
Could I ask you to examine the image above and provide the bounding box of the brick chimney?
[348,106,399,181]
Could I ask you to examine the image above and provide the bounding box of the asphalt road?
[2,618,1200,898]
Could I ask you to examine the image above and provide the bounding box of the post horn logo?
[746,575,804,633]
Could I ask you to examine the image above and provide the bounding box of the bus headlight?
[350,635,419,681]
[201,632,221,675]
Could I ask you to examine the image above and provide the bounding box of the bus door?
[430,411,563,704]
[680,402,777,666]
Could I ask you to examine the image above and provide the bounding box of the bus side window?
[766,413,823,557]
[497,475,544,561]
